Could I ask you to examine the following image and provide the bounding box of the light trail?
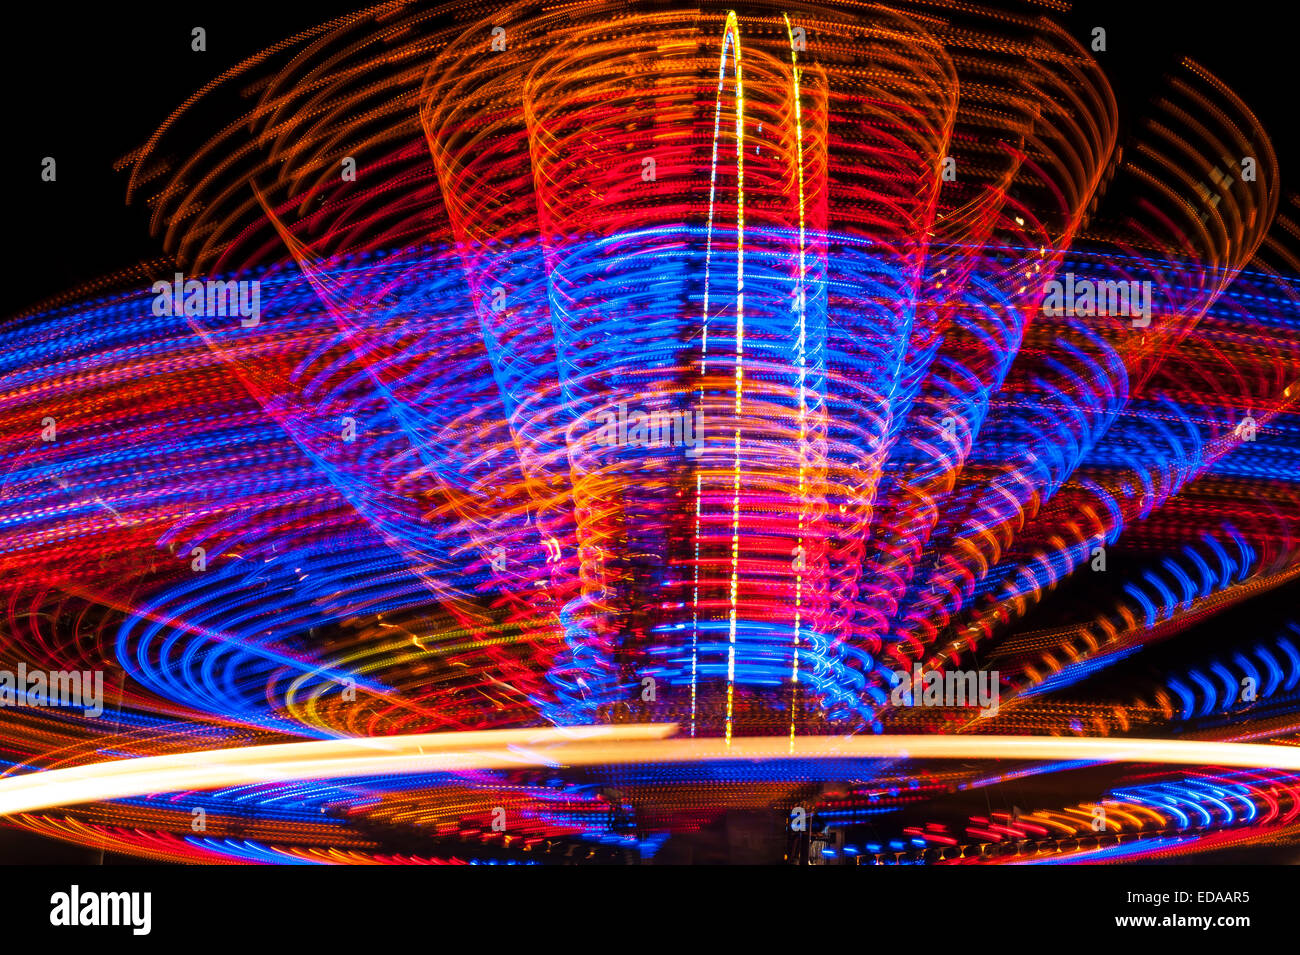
[6,726,1300,817]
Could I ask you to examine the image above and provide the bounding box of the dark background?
[0,1,1294,864]
[1,0,1296,314]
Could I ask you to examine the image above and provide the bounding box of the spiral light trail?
[4,0,1300,864]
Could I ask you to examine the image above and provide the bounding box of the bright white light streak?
[5,726,1300,816]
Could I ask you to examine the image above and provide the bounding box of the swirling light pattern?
[4,0,1300,864]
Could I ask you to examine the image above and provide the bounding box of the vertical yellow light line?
[700,11,745,741]
[783,13,806,749]
[724,10,745,745]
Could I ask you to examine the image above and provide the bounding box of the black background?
[2,1,1296,314]
[0,0,1295,867]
